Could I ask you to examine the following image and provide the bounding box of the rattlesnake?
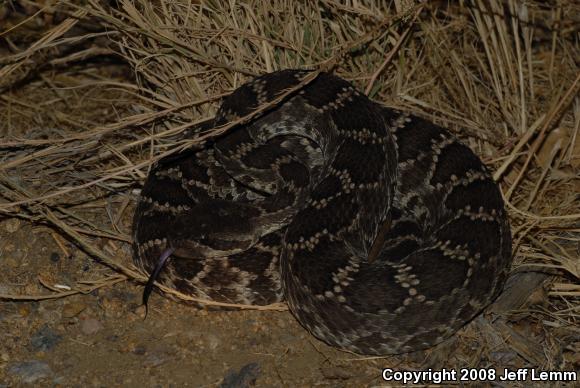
[132,69,512,355]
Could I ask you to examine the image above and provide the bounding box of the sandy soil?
[3,214,574,387]
[1,215,425,387]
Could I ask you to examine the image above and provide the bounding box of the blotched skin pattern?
[132,70,512,355]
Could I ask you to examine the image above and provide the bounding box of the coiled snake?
[132,70,512,355]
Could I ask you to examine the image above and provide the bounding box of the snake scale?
[132,69,512,355]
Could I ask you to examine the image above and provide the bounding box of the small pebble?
[111,289,136,302]
[132,344,147,356]
[5,256,19,269]
[320,365,353,380]
[39,307,61,324]
[145,346,173,368]
[80,318,104,335]
[145,352,169,368]
[30,325,62,351]
[62,302,86,318]
[206,334,220,350]
[8,360,52,383]
[119,341,145,354]
[101,298,123,318]
[133,305,147,319]
[490,350,518,364]
[4,218,21,233]
[18,305,31,318]
[220,362,261,388]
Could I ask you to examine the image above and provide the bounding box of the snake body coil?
[133,70,512,355]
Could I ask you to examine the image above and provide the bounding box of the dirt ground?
[0,216,372,387]
[0,215,454,387]
[1,216,574,387]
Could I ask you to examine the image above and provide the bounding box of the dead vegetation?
[1,0,578,380]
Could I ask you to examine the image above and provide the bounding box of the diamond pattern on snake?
[132,69,512,355]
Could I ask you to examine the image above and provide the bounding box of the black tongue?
[142,247,175,318]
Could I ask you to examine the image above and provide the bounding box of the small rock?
[133,304,147,319]
[30,325,62,351]
[206,334,220,350]
[145,352,169,368]
[49,252,60,263]
[18,305,31,318]
[62,301,86,318]
[112,289,136,302]
[144,345,174,367]
[4,218,21,233]
[490,350,518,364]
[220,362,261,388]
[39,307,61,324]
[4,256,19,269]
[101,297,123,318]
[279,333,298,344]
[132,344,147,356]
[8,360,52,383]
[320,365,353,380]
[119,341,146,355]
[80,318,103,335]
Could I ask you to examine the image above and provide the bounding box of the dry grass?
[1,0,578,369]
